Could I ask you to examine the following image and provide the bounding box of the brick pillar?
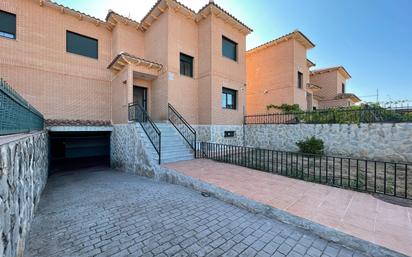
[127,65,134,105]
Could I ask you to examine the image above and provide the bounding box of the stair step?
[161,147,192,152]
[162,151,194,157]
[162,156,195,164]
[136,122,196,164]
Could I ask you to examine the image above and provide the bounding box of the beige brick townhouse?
[0,0,251,130]
[310,66,361,109]
[246,30,360,114]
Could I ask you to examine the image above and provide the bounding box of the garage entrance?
[49,131,110,173]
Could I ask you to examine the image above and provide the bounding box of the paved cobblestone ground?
[25,168,365,257]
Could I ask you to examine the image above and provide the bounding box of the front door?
[133,86,148,111]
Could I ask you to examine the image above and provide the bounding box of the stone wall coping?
[47,126,113,132]
[0,131,45,146]
[245,122,412,127]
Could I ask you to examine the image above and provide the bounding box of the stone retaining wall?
[0,132,48,257]
[110,124,157,178]
[194,125,243,145]
[245,123,412,163]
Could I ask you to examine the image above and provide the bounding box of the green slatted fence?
[0,78,44,135]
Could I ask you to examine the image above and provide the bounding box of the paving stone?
[307,246,323,257]
[338,248,354,257]
[24,169,362,257]
[239,247,258,257]
[278,244,293,255]
[324,245,340,257]
[292,244,308,255]
[287,251,303,257]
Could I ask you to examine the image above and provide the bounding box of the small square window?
[222,36,237,61]
[66,31,98,59]
[180,53,193,77]
[0,10,16,39]
[222,87,237,110]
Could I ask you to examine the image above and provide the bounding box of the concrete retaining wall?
[245,123,412,163]
[0,132,48,257]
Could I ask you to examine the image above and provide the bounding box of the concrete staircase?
[136,122,195,164]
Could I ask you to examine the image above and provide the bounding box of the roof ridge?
[40,0,252,34]
[197,2,253,32]
[106,9,140,25]
[247,30,315,53]
[45,0,104,22]
[310,66,351,79]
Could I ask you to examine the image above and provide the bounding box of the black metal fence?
[168,103,196,158]
[244,107,412,125]
[199,142,411,199]
[128,102,161,164]
[0,78,44,135]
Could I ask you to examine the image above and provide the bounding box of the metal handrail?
[128,102,161,164]
[168,103,197,158]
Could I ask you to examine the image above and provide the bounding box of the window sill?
[66,51,99,61]
[180,74,194,79]
[0,35,16,41]
[222,107,238,111]
[222,56,238,63]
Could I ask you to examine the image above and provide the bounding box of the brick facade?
[0,0,251,125]
[246,31,316,114]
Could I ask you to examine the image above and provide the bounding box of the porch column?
[127,65,133,105]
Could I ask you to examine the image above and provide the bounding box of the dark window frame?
[342,83,346,94]
[222,36,238,61]
[0,10,16,40]
[180,53,194,78]
[66,30,98,59]
[297,71,303,89]
[222,87,237,110]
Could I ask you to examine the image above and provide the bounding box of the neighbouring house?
[0,0,251,127]
[246,30,318,114]
[310,66,361,109]
[246,30,361,114]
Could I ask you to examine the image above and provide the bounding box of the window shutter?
[0,11,16,37]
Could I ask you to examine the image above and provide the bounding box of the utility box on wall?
[224,131,235,138]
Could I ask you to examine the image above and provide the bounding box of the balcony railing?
[0,78,44,135]
[128,103,161,164]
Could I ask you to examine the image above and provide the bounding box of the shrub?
[296,136,324,155]
[266,104,302,113]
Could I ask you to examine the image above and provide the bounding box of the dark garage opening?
[49,131,110,173]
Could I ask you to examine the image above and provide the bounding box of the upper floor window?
[222,87,237,110]
[180,53,193,78]
[342,83,346,93]
[222,36,237,61]
[66,31,98,59]
[297,72,303,89]
[0,10,16,39]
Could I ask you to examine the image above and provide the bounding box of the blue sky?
[55,0,412,102]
